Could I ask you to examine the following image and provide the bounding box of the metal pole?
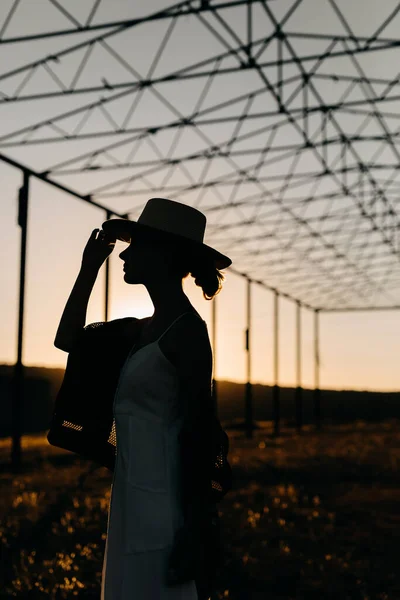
[273,290,280,436]
[295,300,303,432]
[104,208,113,322]
[11,172,30,470]
[212,294,218,418]
[314,308,321,429]
[245,277,253,439]
[247,0,252,62]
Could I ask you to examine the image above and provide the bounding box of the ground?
[1,419,399,599]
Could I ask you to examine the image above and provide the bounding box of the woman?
[58,198,232,599]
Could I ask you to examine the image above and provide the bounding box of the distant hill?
[213,380,400,427]
[0,364,65,438]
[0,363,399,438]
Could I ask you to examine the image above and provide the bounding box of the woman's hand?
[81,229,117,271]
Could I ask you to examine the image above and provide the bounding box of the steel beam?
[0,0,264,45]
[212,294,218,417]
[245,277,253,439]
[314,309,321,429]
[295,300,303,432]
[0,153,120,214]
[11,172,30,470]
[273,290,280,436]
[104,208,113,322]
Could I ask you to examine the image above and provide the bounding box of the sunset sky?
[1,0,400,392]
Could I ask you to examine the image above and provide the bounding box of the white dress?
[101,311,203,599]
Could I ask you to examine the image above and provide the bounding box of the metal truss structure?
[2,0,400,312]
[4,0,400,465]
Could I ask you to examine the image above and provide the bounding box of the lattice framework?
[2,0,400,311]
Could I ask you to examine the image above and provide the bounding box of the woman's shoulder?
[163,310,210,361]
[84,316,140,329]
[83,316,141,341]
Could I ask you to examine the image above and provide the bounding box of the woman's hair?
[187,256,225,301]
[166,238,226,301]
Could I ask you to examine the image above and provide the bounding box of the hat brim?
[102,218,232,270]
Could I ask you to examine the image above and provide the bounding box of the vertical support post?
[245,277,253,439]
[104,209,112,322]
[314,308,321,429]
[303,75,309,138]
[273,290,280,436]
[295,300,303,432]
[322,112,328,165]
[247,0,252,63]
[12,171,30,470]
[211,294,218,418]
[277,34,283,109]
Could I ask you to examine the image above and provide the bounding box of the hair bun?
[187,258,225,301]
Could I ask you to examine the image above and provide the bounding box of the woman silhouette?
[96,198,232,599]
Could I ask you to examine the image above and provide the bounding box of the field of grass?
[1,419,400,599]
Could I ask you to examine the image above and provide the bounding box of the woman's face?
[118,230,176,284]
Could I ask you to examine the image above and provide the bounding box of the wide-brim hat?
[101,197,232,270]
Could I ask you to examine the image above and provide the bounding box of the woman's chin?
[124,271,138,283]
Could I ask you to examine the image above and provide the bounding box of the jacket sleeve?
[48,317,141,471]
